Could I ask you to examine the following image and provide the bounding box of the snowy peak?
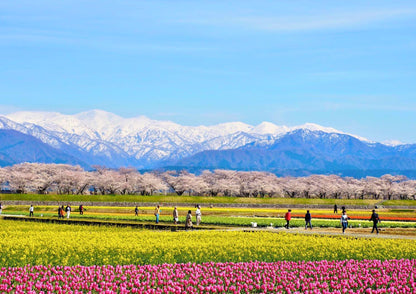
[383,140,404,147]
[7,111,99,138]
[6,110,62,123]
[296,123,340,133]
[209,122,252,136]
[0,115,22,129]
[75,109,124,127]
[252,122,289,135]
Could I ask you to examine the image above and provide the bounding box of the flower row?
[1,260,415,293]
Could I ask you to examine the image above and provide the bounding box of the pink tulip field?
[1,259,415,293]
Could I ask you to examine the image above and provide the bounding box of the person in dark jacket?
[369,209,380,234]
[334,204,338,214]
[305,210,312,230]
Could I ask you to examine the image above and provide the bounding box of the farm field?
[1,196,416,292]
[1,221,416,267]
[1,220,416,293]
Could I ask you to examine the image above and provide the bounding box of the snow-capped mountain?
[4,110,362,164]
[1,109,415,177]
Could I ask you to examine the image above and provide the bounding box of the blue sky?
[1,1,415,143]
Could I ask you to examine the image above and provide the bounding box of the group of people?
[284,206,381,234]
[336,205,380,234]
[138,204,202,229]
[24,204,84,219]
[172,204,202,230]
[57,205,73,219]
[18,203,380,234]
[284,209,312,230]
[185,205,202,230]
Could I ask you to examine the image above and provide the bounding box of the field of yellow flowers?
[1,220,415,268]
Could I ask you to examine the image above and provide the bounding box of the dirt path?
[231,226,416,240]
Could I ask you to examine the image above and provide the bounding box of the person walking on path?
[369,209,380,234]
[79,205,84,215]
[334,204,338,214]
[340,211,349,234]
[305,210,312,230]
[154,205,160,224]
[58,206,62,218]
[135,206,139,216]
[195,205,202,225]
[185,210,193,230]
[66,204,71,219]
[0,203,2,215]
[29,205,34,217]
[60,205,65,218]
[173,207,179,224]
[284,209,292,229]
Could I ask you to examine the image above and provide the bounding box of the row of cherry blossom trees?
[0,163,415,200]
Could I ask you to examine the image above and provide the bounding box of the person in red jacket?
[284,209,292,229]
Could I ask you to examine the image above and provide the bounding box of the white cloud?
[182,8,416,32]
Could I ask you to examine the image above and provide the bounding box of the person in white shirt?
[66,205,71,219]
[340,211,349,234]
[29,205,34,217]
[195,205,201,225]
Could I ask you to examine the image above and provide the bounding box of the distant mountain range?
[1,110,415,178]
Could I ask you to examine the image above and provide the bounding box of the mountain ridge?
[1,110,415,177]
[4,110,372,166]
[174,129,416,177]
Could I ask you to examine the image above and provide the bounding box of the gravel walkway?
[230,226,416,240]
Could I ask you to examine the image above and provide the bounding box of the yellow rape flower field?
[1,220,415,267]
